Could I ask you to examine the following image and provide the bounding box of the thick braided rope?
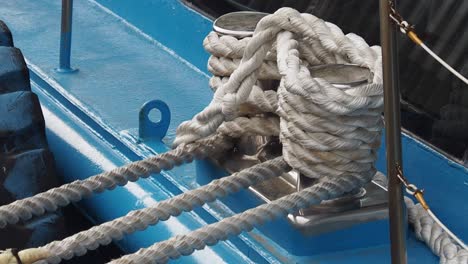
[204,30,334,64]
[374,175,467,264]
[406,199,468,264]
[174,8,382,147]
[108,169,374,264]
[183,7,384,182]
[216,116,279,137]
[208,56,280,80]
[275,30,383,179]
[31,158,289,264]
[0,135,231,228]
[0,114,282,229]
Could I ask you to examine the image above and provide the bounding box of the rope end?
[0,248,50,264]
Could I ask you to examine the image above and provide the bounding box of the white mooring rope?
[374,173,468,263]
[108,170,375,264]
[407,199,468,264]
[0,116,278,230]
[0,7,463,264]
[36,158,289,264]
[0,134,232,229]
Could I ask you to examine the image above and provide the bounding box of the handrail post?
[55,0,78,73]
[379,0,407,263]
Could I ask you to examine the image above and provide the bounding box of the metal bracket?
[138,100,170,141]
[216,149,388,235]
[206,62,388,234]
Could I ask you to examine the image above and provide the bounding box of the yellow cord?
[413,190,429,210]
[406,31,422,45]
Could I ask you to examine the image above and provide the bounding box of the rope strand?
[108,170,374,264]
[0,135,231,229]
[33,158,289,264]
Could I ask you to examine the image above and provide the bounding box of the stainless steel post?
[379,0,407,263]
[56,0,78,73]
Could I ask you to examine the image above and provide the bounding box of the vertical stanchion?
[379,0,407,263]
[55,0,78,73]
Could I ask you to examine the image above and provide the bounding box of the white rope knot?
[175,7,383,183]
[275,29,382,180]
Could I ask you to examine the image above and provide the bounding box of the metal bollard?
[55,0,78,73]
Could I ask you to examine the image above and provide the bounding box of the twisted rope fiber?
[0,134,231,229]
[406,199,468,264]
[32,158,289,264]
[0,113,280,230]
[275,30,382,179]
[204,30,338,64]
[373,175,467,264]
[177,8,384,191]
[208,56,281,80]
[108,170,374,264]
[174,8,383,148]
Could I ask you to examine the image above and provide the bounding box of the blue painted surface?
[0,0,466,263]
[376,132,468,241]
[139,99,171,140]
[0,0,212,144]
[31,78,259,264]
[95,0,212,73]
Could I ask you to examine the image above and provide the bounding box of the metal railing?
[55,0,78,73]
[380,0,407,263]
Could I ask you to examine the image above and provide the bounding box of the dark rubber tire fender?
[0,20,13,47]
[0,91,48,153]
[0,20,65,250]
[0,47,30,94]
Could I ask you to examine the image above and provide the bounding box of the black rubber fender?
[0,47,30,94]
[0,149,58,204]
[0,20,65,250]
[0,91,48,153]
[0,20,13,47]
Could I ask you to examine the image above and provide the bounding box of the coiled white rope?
[176,8,384,188]
[125,6,387,264]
